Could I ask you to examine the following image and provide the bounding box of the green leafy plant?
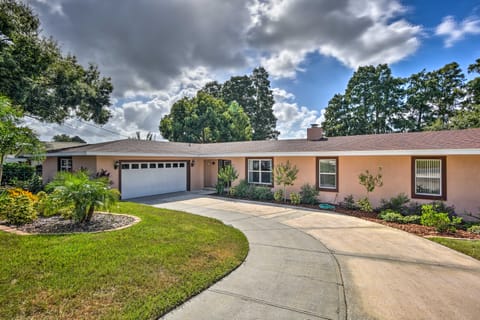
[420,204,462,233]
[299,183,319,205]
[274,161,299,202]
[0,188,38,225]
[46,171,120,223]
[273,189,283,201]
[467,225,480,234]
[217,165,238,195]
[378,210,405,223]
[402,215,421,224]
[252,186,273,201]
[378,193,410,214]
[289,192,301,205]
[339,195,359,210]
[357,197,373,212]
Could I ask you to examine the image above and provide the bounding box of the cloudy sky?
[25,0,480,143]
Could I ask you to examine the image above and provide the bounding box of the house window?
[247,159,272,185]
[58,157,72,172]
[412,157,446,200]
[317,157,338,191]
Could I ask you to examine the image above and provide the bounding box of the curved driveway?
[135,193,480,320]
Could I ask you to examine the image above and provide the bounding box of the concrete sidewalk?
[135,194,480,320]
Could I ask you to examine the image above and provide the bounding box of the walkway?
[134,194,480,320]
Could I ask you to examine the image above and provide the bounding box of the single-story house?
[43,126,480,217]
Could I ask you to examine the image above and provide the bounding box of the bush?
[339,195,359,210]
[252,186,273,201]
[231,180,251,198]
[10,174,43,193]
[0,188,38,225]
[402,215,421,224]
[378,193,410,214]
[289,192,301,205]
[357,197,373,212]
[1,163,35,186]
[273,189,283,202]
[467,225,480,234]
[420,204,462,233]
[378,210,405,223]
[36,190,72,218]
[299,183,319,205]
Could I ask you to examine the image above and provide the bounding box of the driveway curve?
[134,194,480,320]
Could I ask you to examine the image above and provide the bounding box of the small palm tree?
[46,171,120,223]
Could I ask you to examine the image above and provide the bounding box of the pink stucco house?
[43,126,480,217]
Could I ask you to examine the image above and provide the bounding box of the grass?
[0,201,249,319]
[429,237,480,260]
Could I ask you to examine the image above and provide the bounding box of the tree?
[0,96,44,184]
[159,92,252,143]
[322,64,404,136]
[251,67,278,140]
[404,70,437,131]
[46,170,120,223]
[274,161,299,202]
[199,66,278,141]
[217,165,238,195]
[52,134,86,143]
[0,0,113,124]
[357,167,383,212]
[450,59,480,129]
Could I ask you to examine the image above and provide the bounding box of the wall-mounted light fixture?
[114,160,120,170]
[191,160,195,167]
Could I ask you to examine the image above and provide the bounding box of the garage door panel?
[121,162,187,199]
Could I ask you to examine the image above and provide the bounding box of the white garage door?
[121,161,188,199]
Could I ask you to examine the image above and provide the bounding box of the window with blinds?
[414,159,442,196]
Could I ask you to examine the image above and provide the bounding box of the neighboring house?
[43,126,480,216]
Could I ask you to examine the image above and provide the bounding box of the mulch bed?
[1,213,137,234]
[214,194,480,240]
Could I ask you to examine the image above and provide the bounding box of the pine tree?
[251,67,278,140]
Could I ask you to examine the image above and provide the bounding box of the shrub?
[252,186,273,201]
[402,215,421,224]
[339,195,359,210]
[273,189,283,202]
[36,190,72,217]
[289,192,301,205]
[46,171,120,223]
[420,204,462,233]
[299,183,319,205]
[217,165,238,195]
[231,180,250,198]
[467,225,480,234]
[274,161,299,202]
[357,197,373,212]
[1,163,35,186]
[10,174,43,193]
[378,193,410,214]
[378,210,405,223]
[0,188,38,225]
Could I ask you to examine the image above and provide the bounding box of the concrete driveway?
[134,193,480,320]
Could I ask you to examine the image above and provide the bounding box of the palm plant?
[46,171,120,223]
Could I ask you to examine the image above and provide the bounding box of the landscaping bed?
[1,212,137,234]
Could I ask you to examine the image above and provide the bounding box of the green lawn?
[0,202,249,319]
[429,237,480,260]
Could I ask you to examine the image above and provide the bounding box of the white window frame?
[247,159,273,185]
[318,158,338,191]
[59,158,72,172]
[414,158,443,197]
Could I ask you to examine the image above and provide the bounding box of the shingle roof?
[47,128,480,157]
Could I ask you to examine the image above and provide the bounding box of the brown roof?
[47,128,480,157]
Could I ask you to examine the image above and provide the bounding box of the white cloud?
[435,15,480,47]
[248,0,422,78]
[272,88,324,139]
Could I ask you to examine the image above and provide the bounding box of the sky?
[23,0,480,143]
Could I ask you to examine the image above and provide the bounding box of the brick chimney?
[307,124,324,141]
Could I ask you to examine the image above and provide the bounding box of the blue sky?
[25,0,480,143]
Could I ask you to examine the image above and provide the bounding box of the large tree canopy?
[159,92,252,143]
[0,0,113,124]
[199,66,278,140]
[52,134,86,143]
[322,60,479,136]
[0,96,44,184]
